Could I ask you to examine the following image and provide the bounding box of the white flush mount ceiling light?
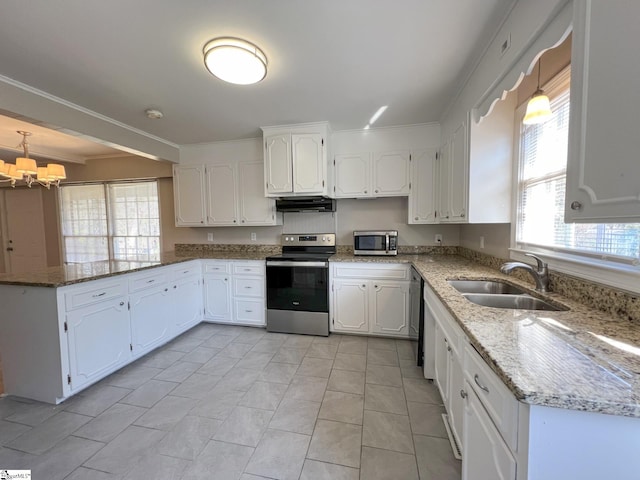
[523,58,552,125]
[203,37,267,85]
[145,108,163,119]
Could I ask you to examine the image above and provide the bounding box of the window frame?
[59,179,162,264]
[510,66,640,294]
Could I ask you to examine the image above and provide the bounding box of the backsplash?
[458,247,640,324]
[175,244,281,255]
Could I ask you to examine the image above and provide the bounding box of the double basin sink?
[447,280,569,312]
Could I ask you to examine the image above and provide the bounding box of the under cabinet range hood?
[275,196,336,213]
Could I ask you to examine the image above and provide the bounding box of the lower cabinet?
[204,274,233,321]
[203,260,265,326]
[173,274,204,335]
[66,295,131,393]
[462,385,516,480]
[331,263,410,338]
[130,283,172,359]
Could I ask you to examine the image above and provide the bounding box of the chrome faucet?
[500,253,549,292]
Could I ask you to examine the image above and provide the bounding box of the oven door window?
[355,235,385,251]
[267,265,328,312]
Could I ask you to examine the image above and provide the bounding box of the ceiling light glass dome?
[203,37,267,85]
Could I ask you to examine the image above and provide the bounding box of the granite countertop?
[407,255,640,418]
[1,249,638,417]
[0,251,272,287]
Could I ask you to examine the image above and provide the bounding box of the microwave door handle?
[385,234,389,253]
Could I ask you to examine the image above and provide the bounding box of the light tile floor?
[0,324,461,479]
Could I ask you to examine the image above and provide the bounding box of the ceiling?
[0,0,513,149]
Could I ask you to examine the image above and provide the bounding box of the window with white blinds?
[516,67,640,265]
[60,181,161,263]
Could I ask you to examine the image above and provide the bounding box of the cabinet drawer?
[203,262,230,274]
[234,299,264,324]
[332,263,409,280]
[233,263,264,276]
[464,343,519,450]
[64,281,126,311]
[129,271,168,292]
[170,261,201,281]
[234,277,264,298]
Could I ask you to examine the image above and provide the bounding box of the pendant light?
[523,58,553,125]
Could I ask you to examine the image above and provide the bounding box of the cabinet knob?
[164,288,169,292]
[570,201,582,211]
[374,285,378,289]
[174,285,177,289]
[364,190,368,194]
[233,220,237,223]
[119,301,125,306]
[242,220,245,223]
[460,213,465,218]
[447,345,452,352]
[224,278,228,281]
[460,389,467,399]
[375,189,379,193]
[414,217,418,221]
[362,284,366,288]
[200,221,204,224]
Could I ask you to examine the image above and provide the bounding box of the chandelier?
[0,131,67,188]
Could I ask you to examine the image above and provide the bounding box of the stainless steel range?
[265,233,336,336]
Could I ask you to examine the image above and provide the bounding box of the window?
[515,66,640,266]
[60,181,161,263]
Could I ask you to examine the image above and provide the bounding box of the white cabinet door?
[434,321,449,405]
[206,164,238,225]
[449,347,465,453]
[448,120,468,222]
[173,165,206,226]
[462,385,516,480]
[332,280,369,333]
[438,142,451,221]
[130,284,172,358]
[565,0,640,223]
[373,150,410,196]
[238,161,279,226]
[370,281,410,336]
[203,274,232,322]
[409,149,437,224]
[292,133,324,194]
[173,275,203,335]
[265,134,293,195]
[334,153,371,198]
[66,297,131,392]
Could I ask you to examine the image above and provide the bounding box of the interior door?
[3,188,47,273]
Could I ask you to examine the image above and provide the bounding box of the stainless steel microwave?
[353,230,398,256]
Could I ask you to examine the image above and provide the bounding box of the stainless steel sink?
[448,279,527,295]
[462,293,569,312]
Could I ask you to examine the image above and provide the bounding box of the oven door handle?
[266,261,328,268]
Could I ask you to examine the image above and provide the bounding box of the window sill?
[509,247,640,295]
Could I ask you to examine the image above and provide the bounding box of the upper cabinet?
[409,149,438,224]
[262,122,331,197]
[173,164,206,226]
[173,161,281,227]
[438,91,515,224]
[334,150,410,198]
[565,0,640,223]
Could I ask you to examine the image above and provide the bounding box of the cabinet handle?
[374,285,378,288]
[570,201,582,211]
[447,345,452,352]
[164,288,168,292]
[92,292,106,298]
[183,270,189,274]
[244,268,251,271]
[146,279,155,284]
[224,278,228,281]
[460,389,467,399]
[119,301,125,306]
[245,286,252,289]
[245,309,253,313]
[174,285,177,289]
[474,374,490,394]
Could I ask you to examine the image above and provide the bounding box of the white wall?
[459,223,510,259]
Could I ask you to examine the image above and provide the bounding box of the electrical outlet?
[207,233,214,242]
[435,234,443,245]
[250,232,257,241]
[480,236,485,249]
